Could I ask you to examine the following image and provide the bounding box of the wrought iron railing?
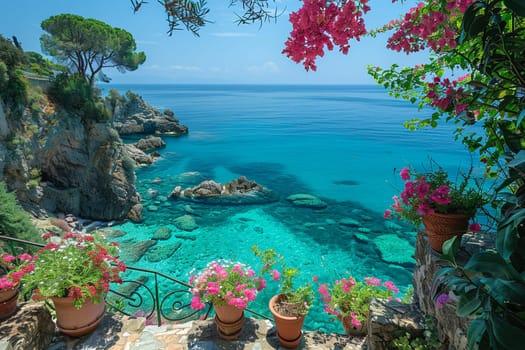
[0,234,271,326]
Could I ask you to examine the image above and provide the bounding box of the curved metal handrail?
[0,234,271,325]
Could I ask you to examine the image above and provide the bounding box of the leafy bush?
[0,181,38,242]
[47,73,110,122]
[0,36,27,108]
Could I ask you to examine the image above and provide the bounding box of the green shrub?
[47,73,109,122]
[0,181,39,241]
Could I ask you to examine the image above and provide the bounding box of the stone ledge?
[368,298,425,350]
[0,301,55,350]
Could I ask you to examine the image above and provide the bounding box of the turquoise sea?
[103,84,477,333]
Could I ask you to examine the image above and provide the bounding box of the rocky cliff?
[0,92,140,222]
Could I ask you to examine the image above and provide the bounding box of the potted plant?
[0,246,33,319]
[188,259,265,340]
[252,246,314,349]
[318,276,400,336]
[384,165,485,252]
[21,232,126,336]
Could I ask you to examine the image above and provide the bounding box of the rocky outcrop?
[110,91,188,136]
[169,176,277,205]
[124,136,165,167]
[134,135,166,151]
[0,97,141,221]
[34,122,139,221]
[125,144,154,167]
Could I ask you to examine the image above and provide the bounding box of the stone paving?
[48,314,367,350]
[107,317,367,350]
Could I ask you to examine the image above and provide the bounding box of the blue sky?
[0,0,425,84]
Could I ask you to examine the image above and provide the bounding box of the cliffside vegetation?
[0,181,38,241]
[0,15,144,227]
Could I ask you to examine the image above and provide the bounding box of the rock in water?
[122,240,157,263]
[286,193,327,209]
[174,215,198,231]
[145,242,182,262]
[134,135,166,151]
[374,235,415,266]
[153,226,172,240]
[111,91,188,135]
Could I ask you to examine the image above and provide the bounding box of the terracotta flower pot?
[214,304,245,340]
[269,294,306,349]
[0,288,19,320]
[339,314,367,336]
[422,212,470,253]
[51,296,106,337]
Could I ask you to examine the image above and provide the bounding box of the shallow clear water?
[104,84,477,333]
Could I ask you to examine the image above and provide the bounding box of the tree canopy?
[40,14,146,85]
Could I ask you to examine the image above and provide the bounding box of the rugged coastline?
[0,84,187,225]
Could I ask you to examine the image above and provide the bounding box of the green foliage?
[106,88,126,115]
[23,51,66,77]
[131,0,283,36]
[366,2,525,348]
[0,181,38,242]
[252,245,314,316]
[0,36,27,108]
[21,232,126,308]
[434,231,525,349]
[40,14,146,85]
[392,317,441,350]
[47,73,110,122]
[0,35,25,69]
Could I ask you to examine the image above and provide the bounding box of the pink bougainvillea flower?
[400,168,411,180]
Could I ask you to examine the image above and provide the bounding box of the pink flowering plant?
[384,166,485,227]
[0,244,33,291]
[318,276,400,328]
[252,246,314,316]
[21,232,126,308]
[189,259,264,310]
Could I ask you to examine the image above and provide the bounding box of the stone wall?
[412,231,493,349]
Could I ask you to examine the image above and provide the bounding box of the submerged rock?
[375,235,415,266]
[286,193,327,209]
[153,226,172,240]
[122,240,157,263]
[339,218,361,227]
[145,242,181,262]
[174,215,198,231]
